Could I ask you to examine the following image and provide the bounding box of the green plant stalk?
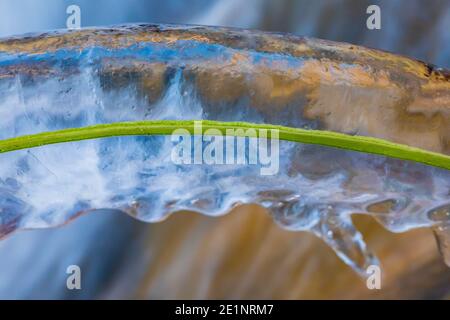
[0,120,449,170]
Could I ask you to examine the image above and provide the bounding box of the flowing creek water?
[0,24,449,275]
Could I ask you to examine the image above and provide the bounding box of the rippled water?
[0,24,449,275]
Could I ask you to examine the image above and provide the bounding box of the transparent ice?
[0,25,449,275]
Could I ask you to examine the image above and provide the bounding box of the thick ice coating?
[0,24,449,275]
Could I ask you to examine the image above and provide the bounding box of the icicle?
[433,225,450,267]
[429,204,450,267]
[315,211,379,276]
[265,195,379,276]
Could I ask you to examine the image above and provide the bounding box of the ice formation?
[0,24,449,275]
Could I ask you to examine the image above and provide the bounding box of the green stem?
[0,120,449,170]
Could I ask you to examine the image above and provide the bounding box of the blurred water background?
[0,0,449,299]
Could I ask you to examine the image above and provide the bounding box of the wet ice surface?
[0,25,449,274]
